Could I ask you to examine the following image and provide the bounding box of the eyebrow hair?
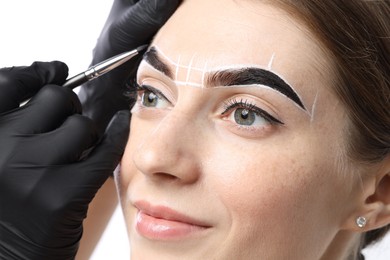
[143,47,174,79]
[143,47,306,110]
[206,68,305,109]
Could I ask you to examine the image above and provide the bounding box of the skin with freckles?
[115,0,380,259]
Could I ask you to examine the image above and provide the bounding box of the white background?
[0,1,389,259]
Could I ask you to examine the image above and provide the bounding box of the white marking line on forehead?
[153,45,206,73]
[185,53,197,87]
[201,61,209,89]
[205,63,308,114]
[148,46,311,117]
[175,54,181,80]
[152,46,304,107]
[175,81,203,87]
[139,61,204,87]
[267,53,275,70]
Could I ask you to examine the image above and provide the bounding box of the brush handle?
[62,72,87,89]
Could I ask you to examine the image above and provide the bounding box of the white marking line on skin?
[201,61,209,89]
[175,81,203,87]
[140,61,309,114]
[185,54,197,87]
[267,53,275,70]
[205,63,310,116]
[154,46,307,110]
[151,46,312,118]
[175,54,181,80]
[310,91,319,122]
[210,84,310,115]
[154,46,205,72]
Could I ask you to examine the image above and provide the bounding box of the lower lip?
[135,211,208,240]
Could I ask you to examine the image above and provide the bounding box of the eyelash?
[135,83,168,100]
[124,78,139,102]
[133,82,284,126]
[222,98,284,125]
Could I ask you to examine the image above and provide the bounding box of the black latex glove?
[78,0,181,134]
[0,62,130,260]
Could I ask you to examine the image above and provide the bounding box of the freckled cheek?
[210,161,297,218]
[205,150,324,232]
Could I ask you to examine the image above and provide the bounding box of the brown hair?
[268,0,390,257]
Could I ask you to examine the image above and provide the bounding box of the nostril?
[152,172,179,182]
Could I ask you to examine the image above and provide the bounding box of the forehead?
[151,0,332,93]
[155,0,320,63]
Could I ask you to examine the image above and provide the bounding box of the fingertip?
[134,0,181,25]
[0,61,69,112]
[16,84,83,133]
[76,110,130,177]
[118,0,180,43]
[104,110,131,149]
[28,84,81,113]
[92,110,130,161]
[31,61,69,85]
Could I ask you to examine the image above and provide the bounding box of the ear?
[341,156,390,232]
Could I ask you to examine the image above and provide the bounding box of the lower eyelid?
[221,103,282,125]
[220,119,275,138]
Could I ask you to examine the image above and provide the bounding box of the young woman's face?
[118,0,358,258]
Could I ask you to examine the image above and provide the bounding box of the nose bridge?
[153,107,198,148]
[133,107,202,183]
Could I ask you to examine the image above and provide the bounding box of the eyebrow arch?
[206,68,305,109]
[143,47,306,110]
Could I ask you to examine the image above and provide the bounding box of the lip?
[134,200,211,240]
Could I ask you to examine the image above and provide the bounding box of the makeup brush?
[62,44,147,89]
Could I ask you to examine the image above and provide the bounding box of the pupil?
[148,92,156,103]
[241,109,249,119]
[142,91,158,107]
[234,108,255,125]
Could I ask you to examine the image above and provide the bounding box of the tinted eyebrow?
[143,47,174,79]
[143,47,305,110]
[206,68,305,109]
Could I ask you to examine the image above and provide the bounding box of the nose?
[132,110,202,184]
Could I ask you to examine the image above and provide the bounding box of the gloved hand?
[78,0,181,134]
[0,62,130,260]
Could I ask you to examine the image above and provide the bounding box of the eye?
[136,84,171,109]
[222,98,283,127]
[142,90,158,107]
[233,108,262,126]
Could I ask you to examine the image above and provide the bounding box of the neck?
[320,230,362,260]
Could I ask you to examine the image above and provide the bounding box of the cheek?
[208,151,308,219]
[204,140,347,247]
[117,119,145,202]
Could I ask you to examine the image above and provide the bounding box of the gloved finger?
[11,114,99,165]
[0,61,68,113]
[92,0,181,88]
[8,84,82,134]
[106,0,181,54]
[76,110,130,185]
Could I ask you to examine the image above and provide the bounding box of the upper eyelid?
[137,66,178,100]
[137,84,171,104]
[222,99,284,125]
[138,61,177,87]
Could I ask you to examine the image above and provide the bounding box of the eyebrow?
[143,47,306,110]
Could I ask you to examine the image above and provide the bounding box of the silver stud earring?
[356,216,367,228]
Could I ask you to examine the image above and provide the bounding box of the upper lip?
[134,200,211,228]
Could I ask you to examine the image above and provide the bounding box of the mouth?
[134,200,211,241]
